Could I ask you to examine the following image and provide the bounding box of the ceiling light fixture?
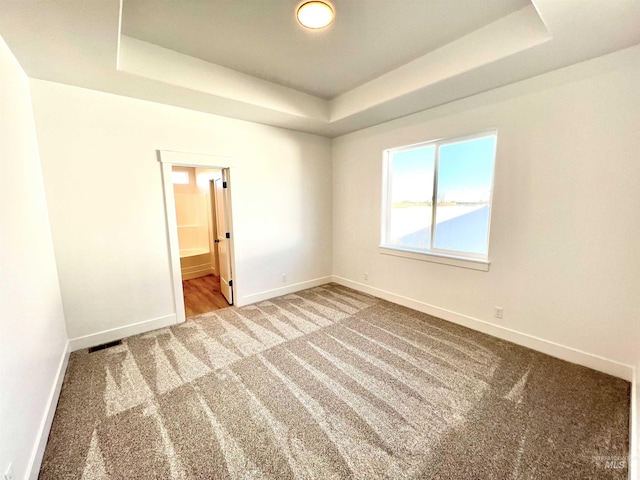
[296,1,334,29]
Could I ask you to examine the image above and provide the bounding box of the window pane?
[433,135,495,255]
[172,170,190,184]
[388,146,435,249]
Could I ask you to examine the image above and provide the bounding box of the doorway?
[172,166,233,316]
[159,151,237,324]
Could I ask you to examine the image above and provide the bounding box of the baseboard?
[68,314,177,351]
[238,276,333,307]
[331,276,634,381]
[182,267,215,281]
[26,340,70,480]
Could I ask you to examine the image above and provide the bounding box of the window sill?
[378,246,490,271]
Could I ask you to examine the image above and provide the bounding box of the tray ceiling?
[0,0,639,137]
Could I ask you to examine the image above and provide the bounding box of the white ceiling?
[0,0,639,137]
[121,0,529,99]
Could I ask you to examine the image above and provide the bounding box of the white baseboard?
[68,314,177,351]
[182,267,215,281]
[238,276,333,307]
[331,276,634,381]
[26,340,70,480]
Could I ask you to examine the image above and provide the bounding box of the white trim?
[381,130,497,264]
[158,150,236,168]
[116,0,123,70]
[331,275,634,381]
[26,340,70,480]
[238,276,333,306]
[379,246,490,271]
[158,150,238,324]
[68,314,176,351]
[181,267,216,281]
[160,160,187,324]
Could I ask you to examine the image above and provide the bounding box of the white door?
[214,172,233,304]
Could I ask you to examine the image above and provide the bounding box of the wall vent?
[88,340,122,353]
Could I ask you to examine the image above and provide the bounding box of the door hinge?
[225,232,230,239]
[223,181,227,188]
[214,239,220,243]
[228,280,233,287]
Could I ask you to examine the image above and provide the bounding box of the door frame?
[158,150,237,324]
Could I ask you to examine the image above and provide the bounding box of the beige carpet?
[39,284,630,479]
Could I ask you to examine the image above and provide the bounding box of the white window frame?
[380,129,497,271]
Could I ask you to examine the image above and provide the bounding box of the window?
[171,170,190,185]
[381,131,497,267]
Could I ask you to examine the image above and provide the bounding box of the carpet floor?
[39,284,630,479]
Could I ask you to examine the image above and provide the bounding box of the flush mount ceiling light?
[297,1,334,29]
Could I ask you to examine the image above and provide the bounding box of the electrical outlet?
[364,272,369,281]
[494,307,504,319]
[282,274,286,283]
[4,462,13,480]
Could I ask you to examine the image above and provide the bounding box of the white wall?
[0,36,68,479]
[332,45,640,372]
[173,166,209,256]
[29,80,332,342]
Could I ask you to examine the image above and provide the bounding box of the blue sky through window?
[438,136,495,203]
[390,136,495,203]
[390,146,435,203]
